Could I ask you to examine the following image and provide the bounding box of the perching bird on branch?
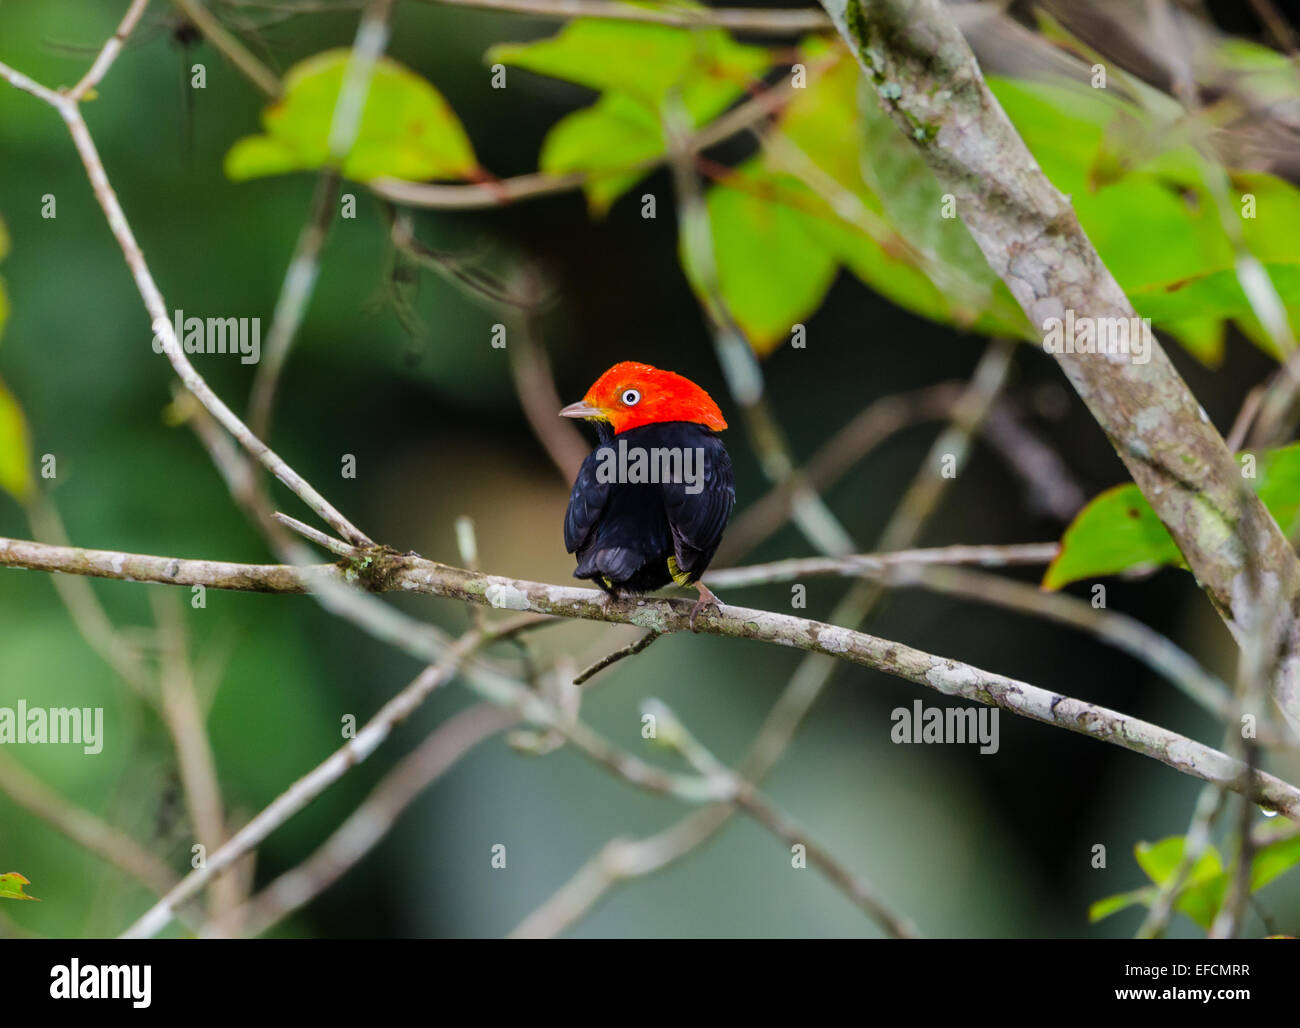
[561,361,735,629]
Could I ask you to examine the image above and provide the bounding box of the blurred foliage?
[226,50,480,183]
[0,373,32,505]
[0,217,31,504]
[492,18,772,213]
[1091,831,1300,930]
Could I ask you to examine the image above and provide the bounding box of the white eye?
[620,388,642,406]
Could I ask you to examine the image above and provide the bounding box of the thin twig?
[369,70,803,210]
[708,543,1061,587]
[211,702,517,937]
[119,628,489,938]
[0,749,180,899]
[273,512,356,556]
[665,93,856,558]
[57,95,372,545]
[247,0,398,441]
[68,0,152,102]
[573,631,661,685]
[151,591,243,928]
[170,0,282,97]
[652,699,920,936]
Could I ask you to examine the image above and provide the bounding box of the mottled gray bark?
[818,0,1300,727]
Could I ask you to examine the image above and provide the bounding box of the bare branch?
[6,534,1297,823]
[0,749,180,900]
[119,629,488,938]
[644,700,919,937]
[152,591,243,928]
[171,0,282,98]
[707,542,1061,587]
[68,0,152,102]
[213,702,517,937]
[573,630,661,685]
[247,0,398,440]
[369,71,803,210]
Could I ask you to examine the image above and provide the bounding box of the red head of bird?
[558,361,727,435]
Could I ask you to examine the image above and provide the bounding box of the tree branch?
[817,0,1300,725]
[4,533,1297,820]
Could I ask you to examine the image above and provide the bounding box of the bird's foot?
[688,582,721,632]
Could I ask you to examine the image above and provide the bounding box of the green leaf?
[1159,315,1226,366]
[225,50,478,183]
[1164,832,1300,930]
[1043,483,1183,589]
[681,164,838,354]
[1135,837,1224,886]
[1127,263,1300,357]
[1090,838,1221,928]
[1089,885,1156,923]
[1093,832,1300,930]
[1045,442,1300,589]
[0,375,33,504]
[856,75,1028,337]
[515,20,772,212]
[1215,39,1300,107]
[488,18,770,112]
[985,76,1300,364]
[1174,876,1228,930]
[1249,832,1300,891]
[763,49,1028,338]
[770,46,863,193]
[0,872,39,901]
[988,78,1231,287]
[539,92,663,215]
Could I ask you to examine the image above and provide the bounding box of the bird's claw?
[688,584,721,632]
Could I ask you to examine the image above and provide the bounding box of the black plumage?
[564,421,735,596]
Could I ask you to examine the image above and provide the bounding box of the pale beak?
[558,401,605,420]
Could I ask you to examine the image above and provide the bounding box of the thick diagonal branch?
[818,0,1300,723]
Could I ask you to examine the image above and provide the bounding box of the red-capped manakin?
[560,361,736,629]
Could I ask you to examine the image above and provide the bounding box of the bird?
[560,361,736,630]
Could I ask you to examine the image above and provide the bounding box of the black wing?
[662,432,735,580]
[564,445,613,555]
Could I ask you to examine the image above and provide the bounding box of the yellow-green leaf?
[0,375,33,504]
[539,93,663,215]
[1045,442,1300,589]
[1088,885,1155,923]
[0,872,39,901]
[1135,837,1223,887]
[1248,832,1300,892]
[516,21,772,213]
[681,165,838,354]
[225,50,478,183]
[1127,262,1300,345]
[763,48,1028,339]
[984,75,1300,365]
[488,19,770,112]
